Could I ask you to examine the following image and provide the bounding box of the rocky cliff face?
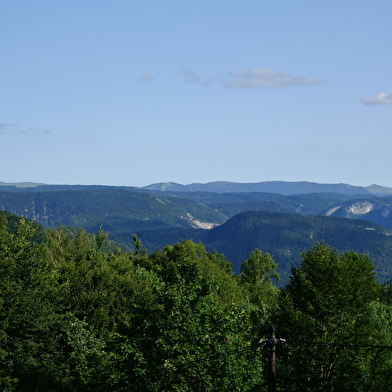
[325,198,392,231]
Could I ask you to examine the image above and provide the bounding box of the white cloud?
[139,72,154,81]
[180,67,201,83]
[361,92,392,106]
[223,67,321,88]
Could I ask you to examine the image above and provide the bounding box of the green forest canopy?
[1,213,392,391]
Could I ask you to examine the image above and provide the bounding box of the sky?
[1,0,392,188]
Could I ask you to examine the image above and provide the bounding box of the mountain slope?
[0,189,227,232]
[133,211,392,285]
[326,196,392,231]
[200,211,392,283]
[142,190,372,217]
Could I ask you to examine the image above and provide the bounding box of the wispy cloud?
[223,67,321,88]
[361,92,392,106]
[179,66,320,89]
[0,122,52,135]
[0,123,16,132]
[202,70,224,86]
[180,67,201,83]
[139,72,154,81]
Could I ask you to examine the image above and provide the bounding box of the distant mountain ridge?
[2,180,392,196]
[0,181,46,188]
[142,181,376,195]
[366,184,392,195]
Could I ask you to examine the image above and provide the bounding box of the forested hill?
[143,191,363,216]
[202,211,392,282]
[0,189,226,232]
[133,210,392,284]
[142,190,392,232]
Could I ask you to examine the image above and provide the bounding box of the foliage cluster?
[2,213,392,391]
[0,215,274,391]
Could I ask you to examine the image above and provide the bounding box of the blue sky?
[1,0,392,187]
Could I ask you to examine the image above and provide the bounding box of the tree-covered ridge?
[0,189,227,232]
[142,190,363,216]
[132,211,392,284]
[2,214,392,391]
[2,186,392,238]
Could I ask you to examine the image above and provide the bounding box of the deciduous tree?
[276,243,380,391]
